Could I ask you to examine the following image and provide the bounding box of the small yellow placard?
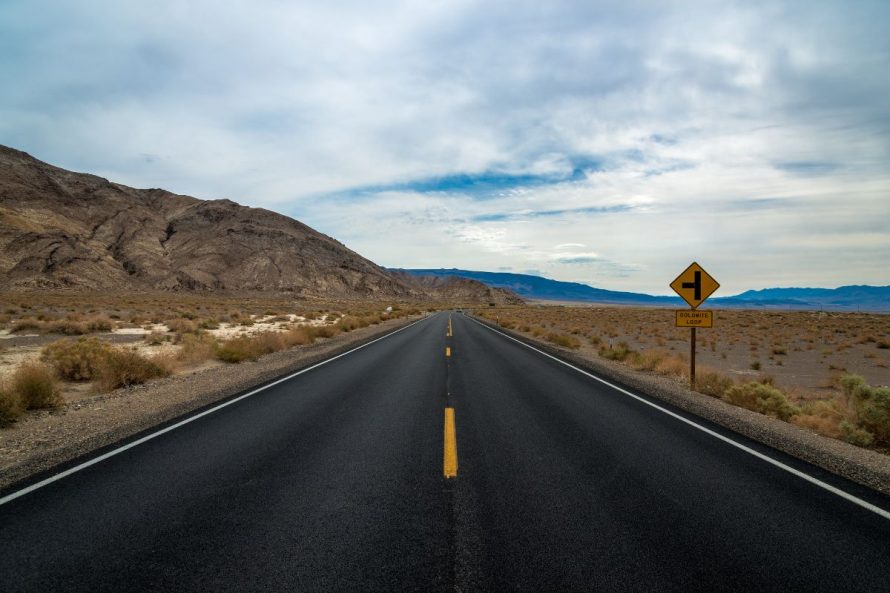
[676,310,714,328]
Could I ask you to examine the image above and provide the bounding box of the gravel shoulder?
[471,315,890,497]
[0,315,424,492]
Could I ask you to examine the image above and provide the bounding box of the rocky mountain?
[0,145,520,303]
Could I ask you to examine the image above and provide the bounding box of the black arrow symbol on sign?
[682,271,701,301]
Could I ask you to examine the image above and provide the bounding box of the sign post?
[670,262,719,390]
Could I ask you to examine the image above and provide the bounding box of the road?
[1,311,889,592]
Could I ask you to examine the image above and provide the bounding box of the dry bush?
[41,337,112,381]
[546,333,581,349]
[85,317,114,332]
[252,332,287,354]
[216,336,264,363]
[722,382,799,421]
[176,333,219,364]
[95,349,171,391]
[629,349,669,372]
[336,317,365,332]
[12,362,62,409]
[283,327,314,347]
[840,374,890,444]
[198,318,220,330]
[309,325,340,340]
[144,331,167,345]
[840,421,874,447]
[166,318,197,334]
[45,319,90,335]
[599,342,632,362]
[792,399,845,439]
[695,370,734,398]
[654,355,687,378]
[10,319,43,333]
[0,384,21,426]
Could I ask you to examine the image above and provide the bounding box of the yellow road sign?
[676,310,713,328]
[670,262,719,309]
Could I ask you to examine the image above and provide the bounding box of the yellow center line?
[446,346,451,357]
[444,407,458,478]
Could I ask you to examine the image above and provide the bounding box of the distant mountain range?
[397,269,890,311]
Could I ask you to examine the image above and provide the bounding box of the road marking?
[466,316,890,521]
[444,407,458,478]
[447,316,453,337]
[446,346,451,357]
[0,314,439,507]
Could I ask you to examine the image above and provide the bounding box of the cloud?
[1,0,888,293]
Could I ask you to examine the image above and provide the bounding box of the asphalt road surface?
[2,312,889,592]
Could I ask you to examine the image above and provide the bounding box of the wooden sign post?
[670,263,719,390]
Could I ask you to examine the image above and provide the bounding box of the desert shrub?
[144,331,167,345]
[750,360,761,371]
[176,333,218,364]
[45,319,89,335]
[283,327,314,347]
[654,356,687,378]
[10,319,43,333]
[546,333,581,349]
[336,317,364,332]
[198,318,220,330]
[840,421,874,447]
[791,399,845,438]
[309,326,339,340]
[85,317,113,332]
[216,336,263,363]
[858,386,890,443]
[12,362,62,409]
[0,385,21,426]
[41,337,112,381]
[840,374,890,443]
[695,371,733,398]
[95,349,170,391]
[599,342,632,361]
[722,381,799,421]
[239,318,255,327]
[166,318,197,334]
[629,349,668,372]
[252,332,287,354]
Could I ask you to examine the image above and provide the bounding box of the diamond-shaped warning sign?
[670,262,719,309]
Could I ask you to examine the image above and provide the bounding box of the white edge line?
[0,313,438,506]
[467,315,890,521]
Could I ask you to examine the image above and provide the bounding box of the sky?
[1,0,888,295]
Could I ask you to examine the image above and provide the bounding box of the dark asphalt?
[1,311,889,592]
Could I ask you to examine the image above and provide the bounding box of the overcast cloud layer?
[1,0,888,294]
